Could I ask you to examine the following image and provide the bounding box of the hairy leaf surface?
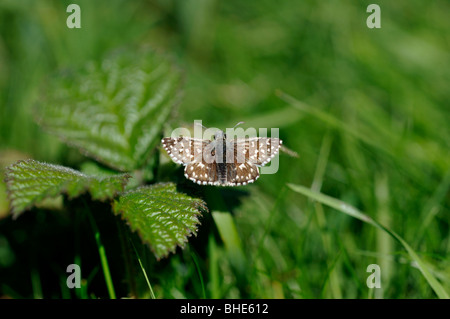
[5,159,130,218]
[113,183,207,259]
[37,49,182,171]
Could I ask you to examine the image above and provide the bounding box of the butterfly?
[161,125,282,186]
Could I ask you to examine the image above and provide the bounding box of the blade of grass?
[86,210,116,299]
[30,267,43,299]
[277,91,373,146]
[416,169,450,245]
[311,132,342,298]
[253,187,287,266]
[208,235,220,299]
[212,211,246,275]
[319,249,342,298]
[60,274,71,299]
[337,234,371,297]
[311,132,333,193]
[84,267,99,299]
[130,239,155,299]
[276,90,394,159]
[287,183,450,299]
[191,251,207,299]
[374,172,393,299]
[219,106,305,131]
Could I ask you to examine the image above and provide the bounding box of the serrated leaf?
[112,183,207,259]
[36,49,182,171]
[4,159,131,218]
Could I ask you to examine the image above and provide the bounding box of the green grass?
[86,204,116,299]
[287,183,449,299]
[1,0,449,299]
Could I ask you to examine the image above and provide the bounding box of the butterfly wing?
[234,137,282,166]
[162,137,220,185]
[161,137,210,165]
[184,161,219,185]
[228,160,260,186]
[162,136,282,186]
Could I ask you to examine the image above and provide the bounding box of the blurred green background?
[0,0,449,298]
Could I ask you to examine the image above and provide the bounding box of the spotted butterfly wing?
[161,137,208,165]
[184,161,218,185]
[162,136,217,185]
[229,160,260,186]
[161,135,282,186]
[227,137,282,186]
[233,137,282,166]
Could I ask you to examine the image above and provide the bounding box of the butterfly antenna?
[194,122,208,129]
[233,121,245,129]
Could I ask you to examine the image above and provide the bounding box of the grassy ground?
[0,0,449,298]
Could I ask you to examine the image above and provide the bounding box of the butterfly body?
[162,129,282,186]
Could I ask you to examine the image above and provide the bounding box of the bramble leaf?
[36,49,182,171]
[112,183,207,259]
[4,159,131,218]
